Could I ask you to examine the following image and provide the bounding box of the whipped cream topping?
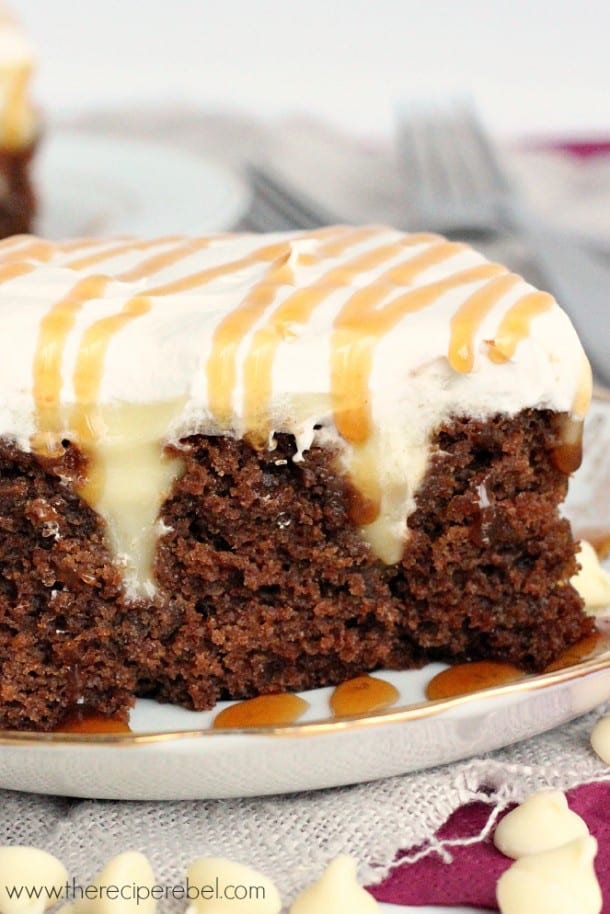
[0,227,591,598]
[0,4,37,148]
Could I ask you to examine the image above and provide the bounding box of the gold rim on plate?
[0,647,608,746]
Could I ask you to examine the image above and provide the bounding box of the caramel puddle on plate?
[213,693,309,729]
[426,626,610,701]
[544,626,610,673]
[330,674,400,718]
[426,661,526,701]
[53,711,131,734]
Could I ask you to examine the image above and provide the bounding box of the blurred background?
[12,0,610,137]
[8,0,610,377]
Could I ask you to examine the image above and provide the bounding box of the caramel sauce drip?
[213,693,309,729]
[65,236,182,271]
[205,226,378,426]
[71,296,153,506]
[53,711,131,734]
[0,237,57,265]
[330,674,399,717]
[449,273,521,373]
[21,227,586,591]
[206,254,295,425]
[345,480,382,525]
[0,259,36,284]
[425,661,525,701]
[147,225,345,297]
[116,237,220,282]
[331,262,505,444]
[240,233,438,431]
[32,275,111,455]
[552,415,584,475]
[487,291,554,363]
[71,296,151,437]
[572,352,593,419]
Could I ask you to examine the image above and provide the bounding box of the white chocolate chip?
[496,836,601,914]
[571,541,610,612]
[186,858,281,914]
[494,791,589,858]
[71,852,156,914]
[0,845,68,914]
[0,846,68,914]
[289,856,379,914]
[591,714,610,765]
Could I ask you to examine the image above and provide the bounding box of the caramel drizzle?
[572,352,593,419]
[240,233,439,429]
[25,228,576,483]
[204,226,378,425]
[70,296,152,504]
[116,237,219,282]
[449,273,521,373]
[331,262,507,444]
[29,230,347,462]
[65,236,182,271]
[0,237,121,267]
[0,238,58,265]
[71,297,152,435]
[31,276,111,453]
[0,260,36,284]
[146,225,349,298]
[488,291,554,363]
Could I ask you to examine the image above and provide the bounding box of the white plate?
[0,397,609,801]
[33,129,249,238]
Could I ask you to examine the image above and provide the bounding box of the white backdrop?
[12,0,610,138]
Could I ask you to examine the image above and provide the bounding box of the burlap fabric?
[1,702,609,906]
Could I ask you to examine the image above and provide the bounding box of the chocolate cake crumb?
[0,410,591,730]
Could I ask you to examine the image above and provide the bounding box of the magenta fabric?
[369,783,610,911]
[548,140,610,158]
[518,137,610,158]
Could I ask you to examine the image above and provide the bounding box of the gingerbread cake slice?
[0,4,37,237]
[0,226,593,730]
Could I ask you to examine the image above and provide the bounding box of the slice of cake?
[0,4,37,237]
[0,226,593,730]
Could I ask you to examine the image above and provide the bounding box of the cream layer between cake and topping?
[0,3,36,148]
[0,227,592,599]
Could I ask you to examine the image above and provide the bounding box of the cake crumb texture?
[0,409,591,730]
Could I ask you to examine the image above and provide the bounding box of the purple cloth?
[369,783,610,911]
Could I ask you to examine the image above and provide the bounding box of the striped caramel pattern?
[8,227,584,509]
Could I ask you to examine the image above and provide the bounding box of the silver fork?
[241,107,610,384]
[396,99,610,384]
[396,98,513,237]
[240,164,342,231]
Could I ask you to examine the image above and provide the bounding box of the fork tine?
[396,97,511,235]
[397,103,452,229]
[455,101,513,198]
[247,165,342,229]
